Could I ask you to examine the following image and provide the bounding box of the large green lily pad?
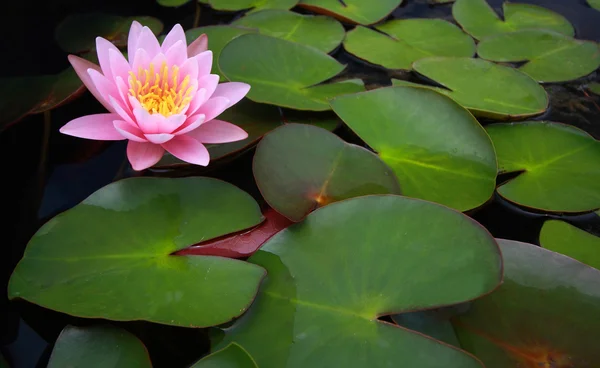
[191,343,258,368]
[393,57,548,119]
[299,0,403,25]
[392,310,461,347]
[48,325,152,368]
[453,239,600,368]
[344,20,475,70]
[155,100,338,168]
[217,195,502,368]
[220,34,365,111]
[452,0,574,40]
[206,0,299,11]
[590,0,600,11]
[477,30,600,83]
[8,177,266,327]
[540,220,600,269]
[253,123,401,221]
[185,26,255,82]
[330,86,497,212]
[232,10,344,53]
[486,121,600,212]
[55,13,163,53]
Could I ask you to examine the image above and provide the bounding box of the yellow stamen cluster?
[128,62,193,116]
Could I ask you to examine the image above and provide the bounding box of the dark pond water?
[2,0,600,367]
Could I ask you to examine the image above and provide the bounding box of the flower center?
[128,62,194,117]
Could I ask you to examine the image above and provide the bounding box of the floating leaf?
[47,325,152,368]
[207,0,299,11]
[185,26,255,82]
[452,0,574,40]
[0,65,90,131]
[486,121,600,212]
[588,82,600,95]
[344,19,475,70]
[331,86,497,211]
[217,195,502,368]
[253,123,401,221]
[220,34,365,111]
[232,10,344,53]
[590,0,600,11]
[8,177,266,327]
[55,14,163,53]
[299,0,403,25]
[540,220,600,269]
[392,57,548,119]
[392,310,461,347]
[477,30,600,83]
[191,343,258,368]
[177,208,293,258]
[157,0,191,6]
[453,239,600,368]
[155,99,338,168]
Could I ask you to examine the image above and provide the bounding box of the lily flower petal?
[196,51,213,76]
[60,114,124,140]
[194,97,230,122]
[68,55,115,112]
[174,114,205,135]
[127,21,143,65]
[145,133,175,144]
[127,141,165,171]
[114,120,146,142]
[188,33,208,57]
[136,26,161,60]
[161,24,186,53]
[162,135,210,166]
[187,119,248,144]
[212,82,250,109]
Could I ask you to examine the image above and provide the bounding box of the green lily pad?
[220,34,365,111]
[253,123,401,221]
[540,220,600,269]
[344,20,475,70]
[185,26,255,82]
[232,10,344,53]
[298,0,403,25]
[48,325,152,368]
[477,30,600,83]
[157,0,191,6]
[0,65,90,132]
[589,0,600,11]
[191,343,258,368]
[486,121,600,212]
[155,100,338,168]
[8,177,266,327]
[452,0,574,40]
[392,57,548,119]
[330,86,497,211]
[207,0,299,11]
[55,13,163,54]
[453,239,600,368]
[588,82,600,95]
[392,310,461,347]
[217,195,502,368]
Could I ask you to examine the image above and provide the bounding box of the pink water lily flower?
[60,21,250,170]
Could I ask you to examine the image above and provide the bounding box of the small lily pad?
[55,13,163,53]
[392,310,461,347]
[217,195,502,368]
[589,0,600,11]
[232,10,344,53]
[157,0,191,6]
[453,239,600,368]
[0,65,90,132]
[393,57,548,119]
[452,0,574,40]
[486,121,600,213]
[331,86,497,212]
[220,34,365,111]
[207,0,299,11]
[477,30,600,83]
[588,82,600,95]
[191,343,258,368]
[344,19,475,70]
[155,99,338,168]
[253,123,401,221]
[185,26,256,82]
[299,0,403,25]
[48,325,152,368]
[540,220,600,269]
[8,177,266,327]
